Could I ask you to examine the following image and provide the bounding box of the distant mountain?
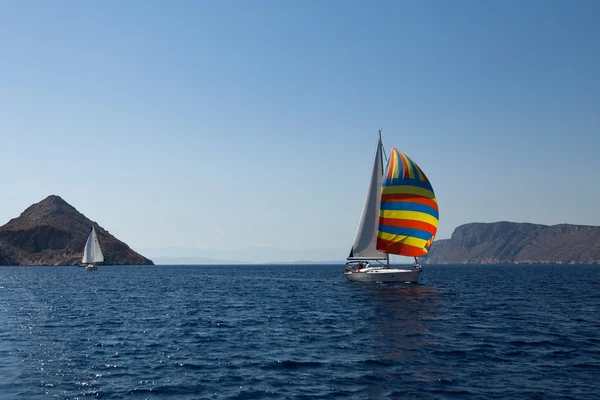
[142,246,347,264]
[151,256,250,265]
[424,222,600,264]
[151,257,347,265]
[0,195,153,266]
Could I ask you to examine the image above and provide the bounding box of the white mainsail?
[348,134,388,260]
[82,226,104,264]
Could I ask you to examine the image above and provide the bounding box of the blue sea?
[0,264,598,399]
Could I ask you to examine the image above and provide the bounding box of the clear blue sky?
[1,1,599,261]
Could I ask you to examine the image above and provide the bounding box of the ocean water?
[0,264,598,399]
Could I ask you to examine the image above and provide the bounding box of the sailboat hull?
[344,267,420,283]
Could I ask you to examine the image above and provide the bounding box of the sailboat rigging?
[345,130,438,283]
[82,225,104,271]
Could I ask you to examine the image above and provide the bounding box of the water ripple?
[0,264,599,399]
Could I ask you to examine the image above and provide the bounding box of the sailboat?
[345,131,438,283]
[82,225,104,271]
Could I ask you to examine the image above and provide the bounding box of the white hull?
[84,264,98,271]
[344,267,420,283]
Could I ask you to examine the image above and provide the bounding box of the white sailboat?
[345,131,439,283]
[82,226,104,271]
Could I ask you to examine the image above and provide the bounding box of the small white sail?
[82,226,104,264]
[348,135,388,260]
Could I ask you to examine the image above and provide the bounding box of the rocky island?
[424,221,600,264]
[0,195,153,266]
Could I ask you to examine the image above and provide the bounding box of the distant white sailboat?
[345,130,439,283]
[82,226,104,271]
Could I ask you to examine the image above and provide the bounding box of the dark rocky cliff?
[0,195,154,266]
[424,222,600,264]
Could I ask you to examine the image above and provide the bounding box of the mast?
[348,131,388,261]
[380,130,391,268]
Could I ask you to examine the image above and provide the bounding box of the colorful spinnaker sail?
[376,148,438,257]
